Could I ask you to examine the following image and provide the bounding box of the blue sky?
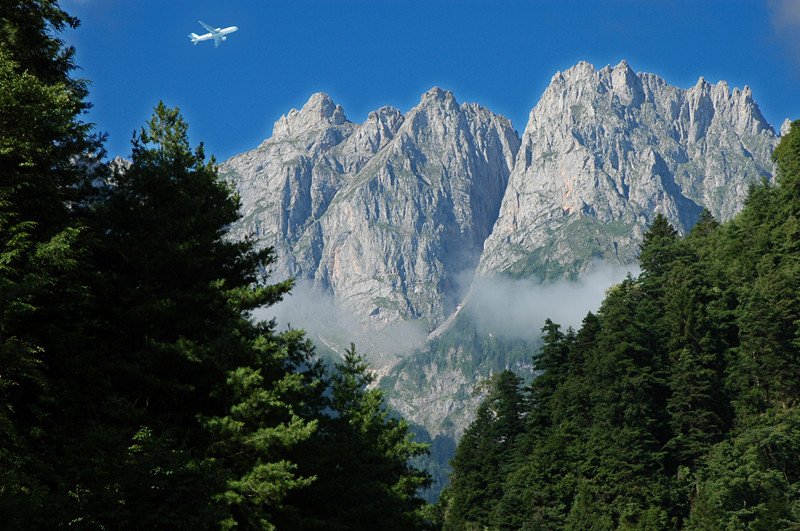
[61,0,800,163]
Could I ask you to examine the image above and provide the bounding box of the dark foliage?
[441,123,800,529]
[0,3,430,528]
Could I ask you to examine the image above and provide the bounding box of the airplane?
[188,21,238,48]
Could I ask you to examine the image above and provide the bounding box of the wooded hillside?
[440,120,800,530]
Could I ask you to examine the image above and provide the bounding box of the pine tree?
[528,319,573,420]
[774,120,800,210]
[638,213,683,303]
[62,103,324,528]
[580,276,674,526]
[726,120,800,417]
[438,124,800,529]
[443,370,524,530]
[276,343,430,530]
[494,320,586,530]
[690,410,800,529]
[0,1,102,522]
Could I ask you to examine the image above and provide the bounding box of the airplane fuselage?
[189,22,238,47]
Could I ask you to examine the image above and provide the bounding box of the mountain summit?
[478,60,777,280]
[221,89,519,341]
[221,61,778,357]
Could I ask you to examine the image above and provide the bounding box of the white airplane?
[189,21,238,48]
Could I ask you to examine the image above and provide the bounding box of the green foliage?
[379,309,537,506]
[275,343,431,530]
[690,410,800,529]
[773,120,800,205]
[444,124,800,529]
[503,215,638,282]
[0,1,102,522]
[0,7,433,525]
[441,370,525,530]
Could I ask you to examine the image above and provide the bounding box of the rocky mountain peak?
[416,87,460,115]
[606,60,645,106]
[221,64,782,442]
[420,86,453,102]
[222,87,520,344]
[367,105,403,126]
[782,118,793,137]
[271,92,348,138]
[478,61,778,279]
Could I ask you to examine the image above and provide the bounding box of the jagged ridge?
[221,88,519,339]
[222,61,782,440]
[478,60,778,279]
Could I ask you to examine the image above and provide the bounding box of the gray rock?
[221,63,780,439]
[477,61,778,280]
[221,89,519,339]
[782,118,793,137]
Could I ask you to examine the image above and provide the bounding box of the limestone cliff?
[222,62,781,440]
[221,89,519,335]
[478,60,778,280]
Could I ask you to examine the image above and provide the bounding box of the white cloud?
[770,0,800,28]
[463,261,638,341]
[255,281,428,362]
[257,261,636,360]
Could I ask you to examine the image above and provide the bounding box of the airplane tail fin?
[189,32,199,44]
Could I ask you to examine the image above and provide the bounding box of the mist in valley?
[256,260,639,361]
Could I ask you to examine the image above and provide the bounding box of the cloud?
[255,281,428,363]
[463,261,638,341]
[769,0,800,28]
[258,261,636,362]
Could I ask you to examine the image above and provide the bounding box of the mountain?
[478,60,777,281]
[221,62,781,446]
[221,89,519,355]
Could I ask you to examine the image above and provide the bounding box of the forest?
[5,2,800,530]
[438,124,800,528]
[1,3,429,529]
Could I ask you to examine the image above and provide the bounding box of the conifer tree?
[74,103,323,528]
[690,410,800,529]
[442,124,800,529]
[443,370,524,530]
[727,120,800,417]
[661,257,731,522]
[0,1,102,521]
[275,343,430,530]
[3,4,434,527]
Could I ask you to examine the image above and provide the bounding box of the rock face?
[478,61,778,280]
[222,61,781,440]
[221,89,520,334]
[222,61,779,351]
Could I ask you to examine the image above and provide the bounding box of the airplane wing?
[198,21,217,34]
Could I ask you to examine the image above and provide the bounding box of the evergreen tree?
[661,214,731,479]
[0,1,102,521]
[637,213,684,306]
[689,410,800,529]
[773,120,800,204]
[581,277,674,527]
[70,103,323,528]
[443,370,524,530]
[276,343,430,530]
[494,320,588,530]
[726,120,800,417]
[528,319,573,422]
[2,3,434,527]
[441,123,800,529]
